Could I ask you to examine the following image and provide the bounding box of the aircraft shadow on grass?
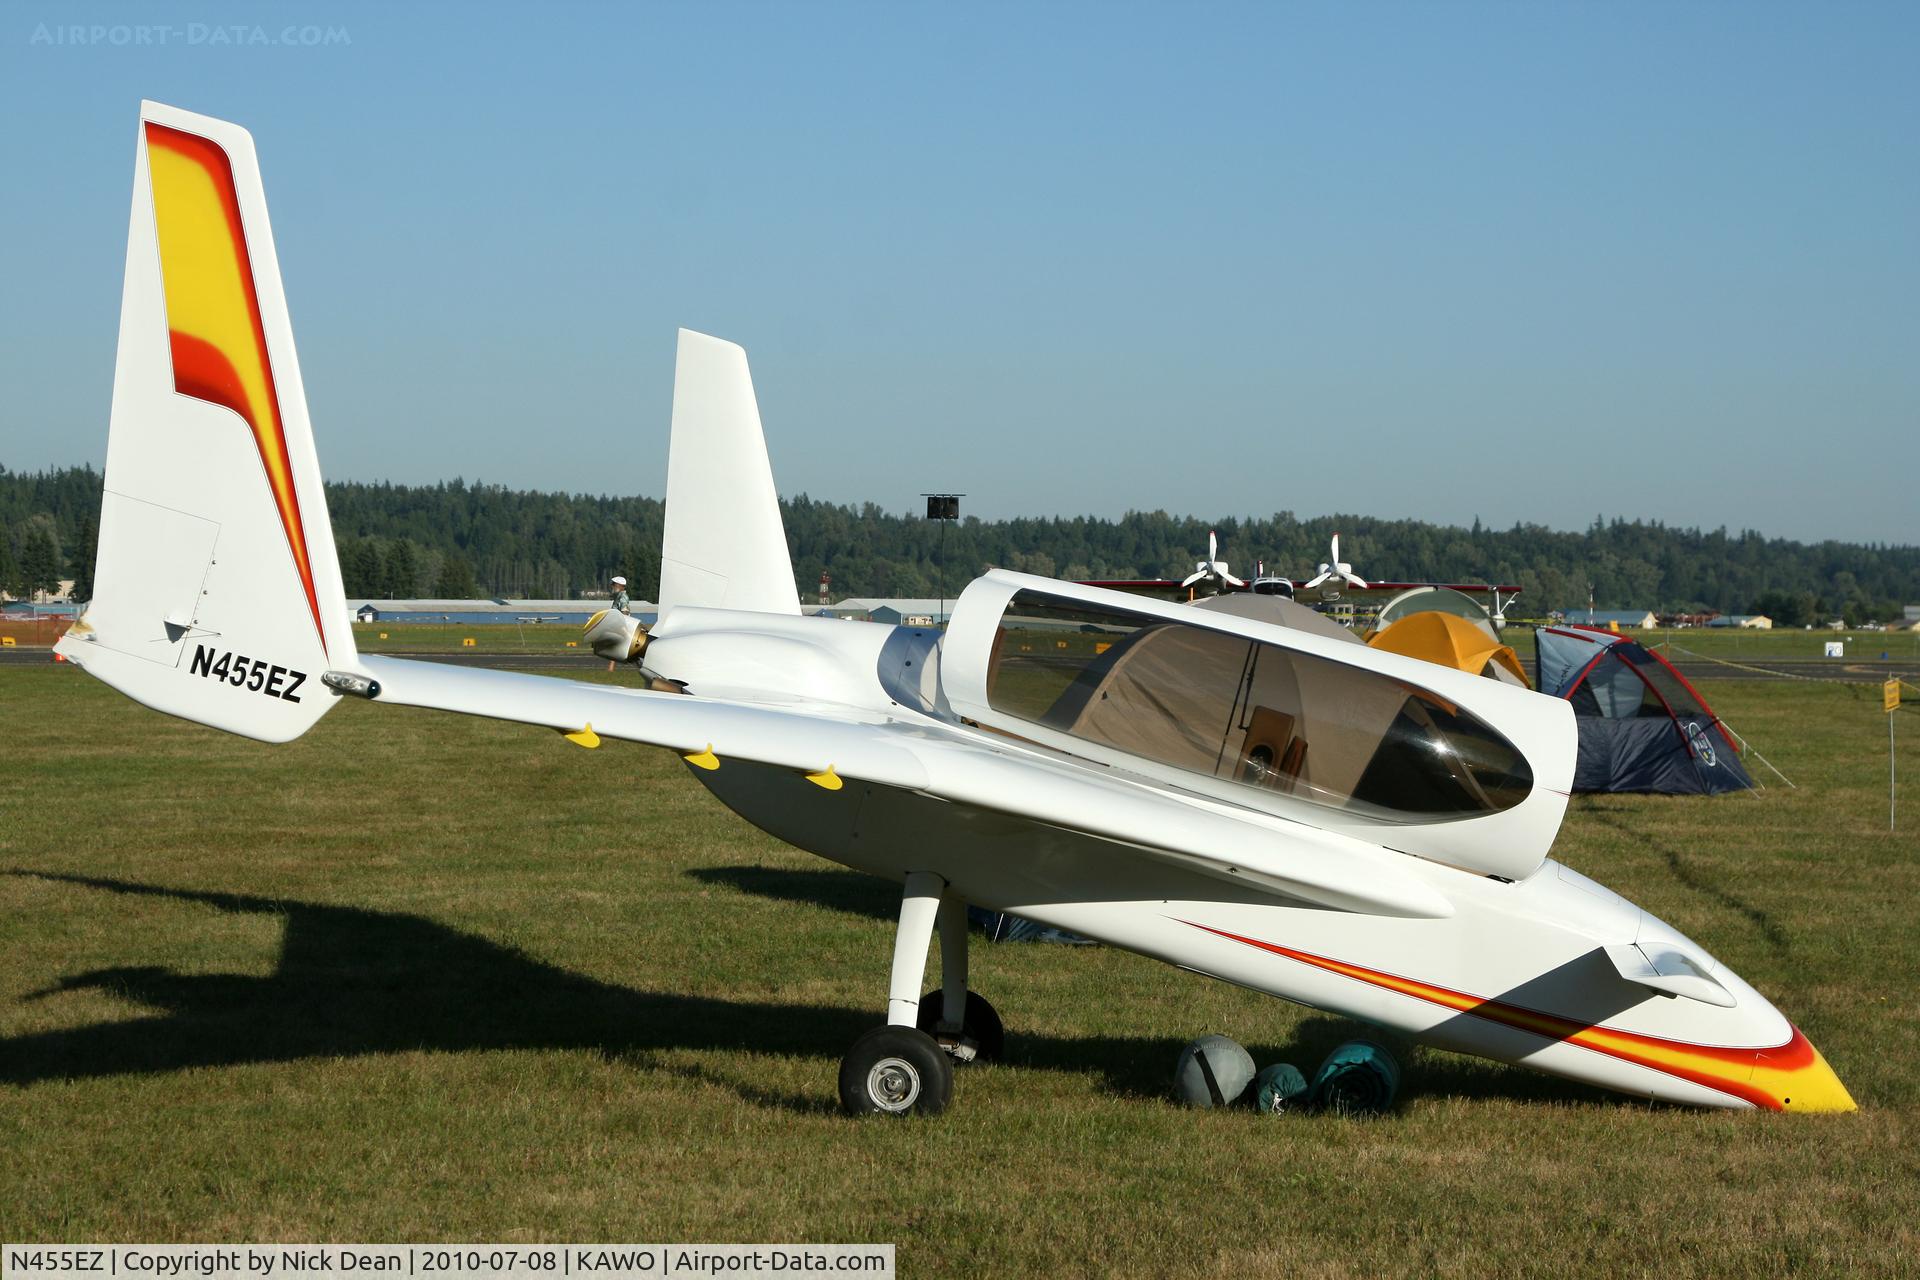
[4,870,1616,1111]
[687,864,900,923]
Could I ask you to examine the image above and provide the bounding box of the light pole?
[922,493,963,626]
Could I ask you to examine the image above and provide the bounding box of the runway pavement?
[7,646,1914,684]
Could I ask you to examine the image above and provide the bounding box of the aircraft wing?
[357,656,1452,921]
[359,655,930,790]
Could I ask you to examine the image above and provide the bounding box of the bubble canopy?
[975,589,1533,824]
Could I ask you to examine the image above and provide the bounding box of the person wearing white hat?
[606,576,631,671]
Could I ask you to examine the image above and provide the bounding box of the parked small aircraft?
[1181,530,1245,593]
[1303,532,1368,599]
[1083,535,1522,626]
[58,104,1853,1115]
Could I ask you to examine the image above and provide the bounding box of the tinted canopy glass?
[988,591,1533,821]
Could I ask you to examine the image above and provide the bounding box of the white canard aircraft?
[57,103,1854,1116]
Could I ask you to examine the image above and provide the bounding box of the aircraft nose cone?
[1758,1028,1857,1113]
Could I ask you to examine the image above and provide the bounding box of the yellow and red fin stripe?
[145,121,325,654]
[1182,920,1854,1111]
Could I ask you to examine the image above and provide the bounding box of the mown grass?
[2,664,1916,1277]
[1499,625,1920,666]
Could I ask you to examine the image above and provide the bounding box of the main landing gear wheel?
[917,989,1005,1063]
[838,1025,953,1116]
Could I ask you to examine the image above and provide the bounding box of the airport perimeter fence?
[0,619,72,647]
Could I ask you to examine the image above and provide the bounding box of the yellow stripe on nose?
[1766,1038,1857,1113]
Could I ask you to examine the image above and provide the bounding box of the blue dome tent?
[1534,626,1755,795]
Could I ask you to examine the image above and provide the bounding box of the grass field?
[1500,624,1920,666]
[3,660,1917,1277]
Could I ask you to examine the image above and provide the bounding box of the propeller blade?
[1181,570,1208,587]
[1208,530,1219,563]
[1221,572,1247,588]
[1344,572,1369,589]
[1303,571,1332,590]
[1330,533,1340,567]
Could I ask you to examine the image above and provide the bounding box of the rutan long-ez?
[60,102,1854,1115]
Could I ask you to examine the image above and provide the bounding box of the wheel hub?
[866,1056,921,1111]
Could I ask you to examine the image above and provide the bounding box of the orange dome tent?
[1366,610,1530,688]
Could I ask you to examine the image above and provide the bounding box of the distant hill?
[3,465,1914,624]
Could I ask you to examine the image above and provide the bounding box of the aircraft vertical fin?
[658,331,799,620]
[55,101,355,742]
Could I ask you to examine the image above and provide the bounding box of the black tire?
[838,1025,954,1116]
[916,988,1006,1062]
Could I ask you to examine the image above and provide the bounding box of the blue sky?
[2,1,1914,544]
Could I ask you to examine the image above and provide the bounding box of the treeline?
[3,466,1916,622]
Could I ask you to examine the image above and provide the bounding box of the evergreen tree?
[382,539,419,599]
[70,515,99,602]
[0,525,20,597]
[435,553,476,598]
[19,524,61,599]
[340,537,382,597]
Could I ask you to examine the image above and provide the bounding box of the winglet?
[54,102,357,744]
[658,331,800,621]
